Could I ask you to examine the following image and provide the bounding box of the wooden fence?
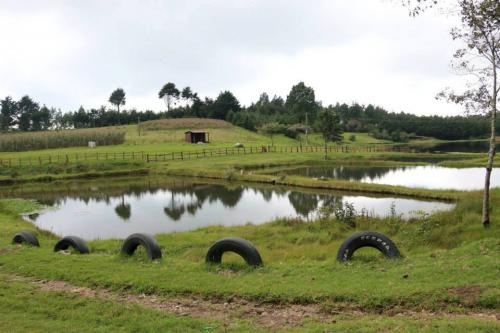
[0,145,414,167]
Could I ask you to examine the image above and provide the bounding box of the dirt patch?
[447,285,482,304]
[0,246,21,256]
[35,278,329,329]
[4,272,499,329]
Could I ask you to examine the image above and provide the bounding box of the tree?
[158,82,180,111]
[285,82,319,123]
[181,86,193,100]
[407,0,499,227]
[0,96,17,131]
[317,108,343,159]
[109,88,126,113]
[443,0,499,227]
[210,90,240,119]
[31,105,53,131]
[259,122,286,146]
[17,95,39,131]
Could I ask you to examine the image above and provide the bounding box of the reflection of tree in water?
[164,205,185,221]
[163,192,186,221]
[260,189,274,202]
[288,191,320,217]
[24,179,306,222]
[292,166,404,181]
[318,194,343,208]
[207,185,243,208]
[114,195,131,221]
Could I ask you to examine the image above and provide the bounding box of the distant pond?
[3,178,454,240]
[274,165,499,190]
[409,141,499,153]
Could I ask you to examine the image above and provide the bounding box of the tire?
[336,231,401,262]
[12,231,40,247]
[121,233,162,260]
[54,236,90,254]
[206,237,263,267]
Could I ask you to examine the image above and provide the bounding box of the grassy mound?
[139,118,233,131]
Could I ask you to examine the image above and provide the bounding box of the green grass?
[0,273,496,333]
[0,186,498,308]
[0,123,499,331]
[0,188,498,331]
[0,273,220,333]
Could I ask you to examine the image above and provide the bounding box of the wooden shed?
[184,131,209,143]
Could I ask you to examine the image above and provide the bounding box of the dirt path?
[4,273,499,330]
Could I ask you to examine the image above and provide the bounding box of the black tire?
[206,237,263,267]
[121,233,162,260]
[336,231,401,262]
[54,236,89,254]
[12,231,40,247]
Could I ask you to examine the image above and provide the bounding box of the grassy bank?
[0,183,498,305]
[0,187,498,331]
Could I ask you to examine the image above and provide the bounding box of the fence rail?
[0,145,414,167]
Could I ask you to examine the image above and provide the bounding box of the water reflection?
[409,141,500,153]
[277,165,499,190]
[115,196,131,221]
[9,178,454,240]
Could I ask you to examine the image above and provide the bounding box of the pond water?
[275,165,499,190]
[11,178,454,240]
[409,141,499,153]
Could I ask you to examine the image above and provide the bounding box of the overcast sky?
[0,0,466,115]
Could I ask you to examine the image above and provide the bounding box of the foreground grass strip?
[0,272,221,333]
[2,271,499,333]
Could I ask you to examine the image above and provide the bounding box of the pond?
[6,177,454,240]
[408,141,499,153]
[274,165,499,190]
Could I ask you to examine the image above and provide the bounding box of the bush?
[0,128,126,152]
[349,134,356,142]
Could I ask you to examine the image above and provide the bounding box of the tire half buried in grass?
[54,236,90,254]
[336,231,401,262]
[12,231,40,247]
[121,233,162,261]
[206,237,263,267]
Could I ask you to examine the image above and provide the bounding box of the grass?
[0,187,498,331]
[0,122,499,331]
[138,118,233,130]
[0,273,220,333]
[0,185,498,305]
[0,274,496,333]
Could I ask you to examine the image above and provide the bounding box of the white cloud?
[0,0,466,115]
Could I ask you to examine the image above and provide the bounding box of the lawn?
[0,121,498,332]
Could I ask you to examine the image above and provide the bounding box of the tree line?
[1,81,498,141]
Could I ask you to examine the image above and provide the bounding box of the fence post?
[180,152,183,160]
